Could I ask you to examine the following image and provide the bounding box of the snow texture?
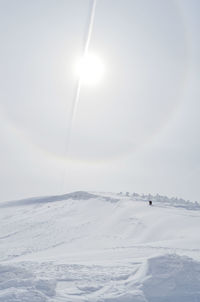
[0,264,56,301]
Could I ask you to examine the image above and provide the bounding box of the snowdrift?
[0,191,200,301]
[142,254,200,302]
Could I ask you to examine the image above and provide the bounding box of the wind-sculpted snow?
[0,191,200,301]
[101,254,200,302]
[1,255,199,301]
[141,254,200,302]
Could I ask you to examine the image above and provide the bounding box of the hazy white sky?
[0,0,200,202]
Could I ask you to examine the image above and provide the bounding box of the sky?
[0,0,200,202]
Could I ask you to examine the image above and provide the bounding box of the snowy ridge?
[0,191,200,301]
[0,191,119,207]
[1,190,199,210]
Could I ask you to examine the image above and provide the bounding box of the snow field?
[0,191,200,301]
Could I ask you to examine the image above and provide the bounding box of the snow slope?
[0,191,200,301]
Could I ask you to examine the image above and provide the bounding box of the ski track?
[1,191,200,301]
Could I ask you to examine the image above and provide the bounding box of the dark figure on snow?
[149,200,152,206]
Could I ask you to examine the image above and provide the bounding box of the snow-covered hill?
[0,191,200,301]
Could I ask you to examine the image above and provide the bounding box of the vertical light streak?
[71,0,97,129]
[61,0,97,192]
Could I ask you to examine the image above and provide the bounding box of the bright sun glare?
[75,53,105,86]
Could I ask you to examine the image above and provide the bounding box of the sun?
[75,53,105,86]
